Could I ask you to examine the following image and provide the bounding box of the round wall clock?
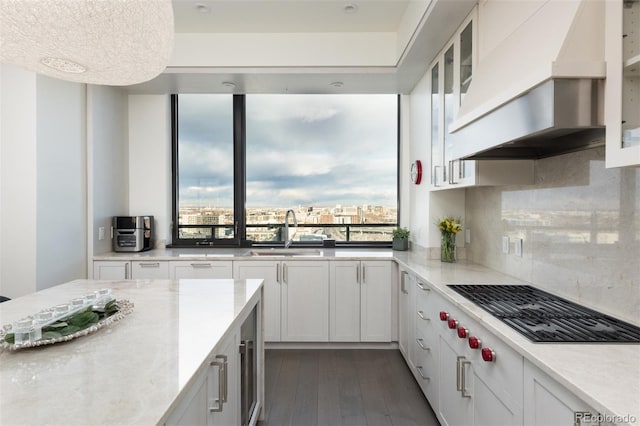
[411,160,422,185]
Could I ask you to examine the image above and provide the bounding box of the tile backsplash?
[465,147,639,325]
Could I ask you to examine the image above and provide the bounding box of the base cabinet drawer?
[169,261,233,279]
[131,261,169,279]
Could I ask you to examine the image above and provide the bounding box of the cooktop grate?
[447,284,640,343]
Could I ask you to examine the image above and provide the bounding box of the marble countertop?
[93,246,395,260]
[393,250,640,425]
[92,247,639,423]
[0,278,263,425]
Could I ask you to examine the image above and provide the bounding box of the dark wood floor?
[258,349,440,426]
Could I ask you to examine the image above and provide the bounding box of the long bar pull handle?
[209,354,228,412]
[416,366,430,380]
[362,264,366,283]
[433,165,441,187]
[139,262,160,268]
[276,264,280,283]
[456,356,465,392]
[401,271,408,294]
[190,263,212,268]
[461,360,472,398]
[283,263,287,283]
[125,263,130,279]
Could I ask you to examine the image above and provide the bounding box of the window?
[172,94,398,247]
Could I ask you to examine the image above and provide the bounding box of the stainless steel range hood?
[449,0,606,160]
[451,78,605,160]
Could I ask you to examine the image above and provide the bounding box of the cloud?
[178,94,397,209]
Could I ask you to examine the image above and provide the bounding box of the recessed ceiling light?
[343,3,358,14]
[222,81,236,89]
[330,81,344,88]
[195,3,211,14]
[40,57,87,74]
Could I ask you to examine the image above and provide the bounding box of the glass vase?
[441,232,456,263]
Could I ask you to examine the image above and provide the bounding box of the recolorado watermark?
[574,411,637,424]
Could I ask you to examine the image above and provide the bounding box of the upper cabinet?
[429,9,534,190]
[606,0,640,167]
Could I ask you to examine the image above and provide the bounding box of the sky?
[178,94,398,209]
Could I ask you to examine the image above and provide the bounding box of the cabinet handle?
[209,354,228,412]
[138,262,160,268]
[459,159,465,180]
[362,265,366,283]
[460,360,472,398]
[276,264,280,283]
[283,264,287,283]
[416,366,430,380]
[416,281,430,291]
[400,271,408,294]
[433,165,441,187]
[416,338,430,351]
[125,263,130,279]
[456,356,465,391]
[356,264,360,284]
[190,263,212,268]
[417,310,430,321]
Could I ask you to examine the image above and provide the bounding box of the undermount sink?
[247,248,323,257]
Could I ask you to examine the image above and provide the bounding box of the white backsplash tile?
[466,147,640,325]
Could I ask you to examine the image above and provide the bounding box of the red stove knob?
[457,327,469,338]
[468,336,482,349]
[448,318,459,329]
[481,347,496,362]
[439,311,449,321]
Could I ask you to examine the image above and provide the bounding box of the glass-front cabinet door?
[430,11,476,189]
[605,0,640,167]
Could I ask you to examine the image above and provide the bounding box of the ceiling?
[171,0,409,33]
[125,0,476,94]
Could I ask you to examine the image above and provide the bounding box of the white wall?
[128,95,172,246]
[0,65,87,297]
[0,65,37,297]
[88,86,129,259]
[35,75,87,291]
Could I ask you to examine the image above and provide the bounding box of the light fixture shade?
[0,0,174,86]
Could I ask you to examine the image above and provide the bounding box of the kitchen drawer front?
[131,261,169,279]
[169,261,233,279]
[414,324,438,401]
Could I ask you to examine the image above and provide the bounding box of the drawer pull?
[416,338,430,351]
[139,262,160,268]
[416,281,430,291]
[417,310,430,321]
[190,263,212,268]
[416,366,430,380]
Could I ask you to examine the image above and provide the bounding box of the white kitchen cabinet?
[169,261,233,279]
[431,288,523,426]
[429,9,534,190]
[413,276,438,404]
[233,261,281,342]
[329,260,392,342]
[329,261,361,341]
[605,0,640,167]
[93,261,130,280]
[523,359,614,426]
[165,329,239,426]
[130,261,170,279]
[281,261,329,341]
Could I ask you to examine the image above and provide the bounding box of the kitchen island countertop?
[0,278,263,425]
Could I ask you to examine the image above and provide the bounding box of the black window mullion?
[170,94,180,244]
[233,94,247,244]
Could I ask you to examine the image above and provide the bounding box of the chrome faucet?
[284,209,298,248]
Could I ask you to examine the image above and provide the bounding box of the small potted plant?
[392,227,410,251]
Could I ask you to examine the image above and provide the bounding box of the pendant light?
[0,0,174,86]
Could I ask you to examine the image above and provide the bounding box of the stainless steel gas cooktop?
[447,284,640,343]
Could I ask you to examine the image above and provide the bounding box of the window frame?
[170,93,400,248]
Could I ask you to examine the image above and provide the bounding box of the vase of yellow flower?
[437,216,462,263]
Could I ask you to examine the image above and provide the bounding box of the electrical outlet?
[502,236,510,254]
[465,229,471,244]
[98,227,105,241]
[515,238,523,257]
